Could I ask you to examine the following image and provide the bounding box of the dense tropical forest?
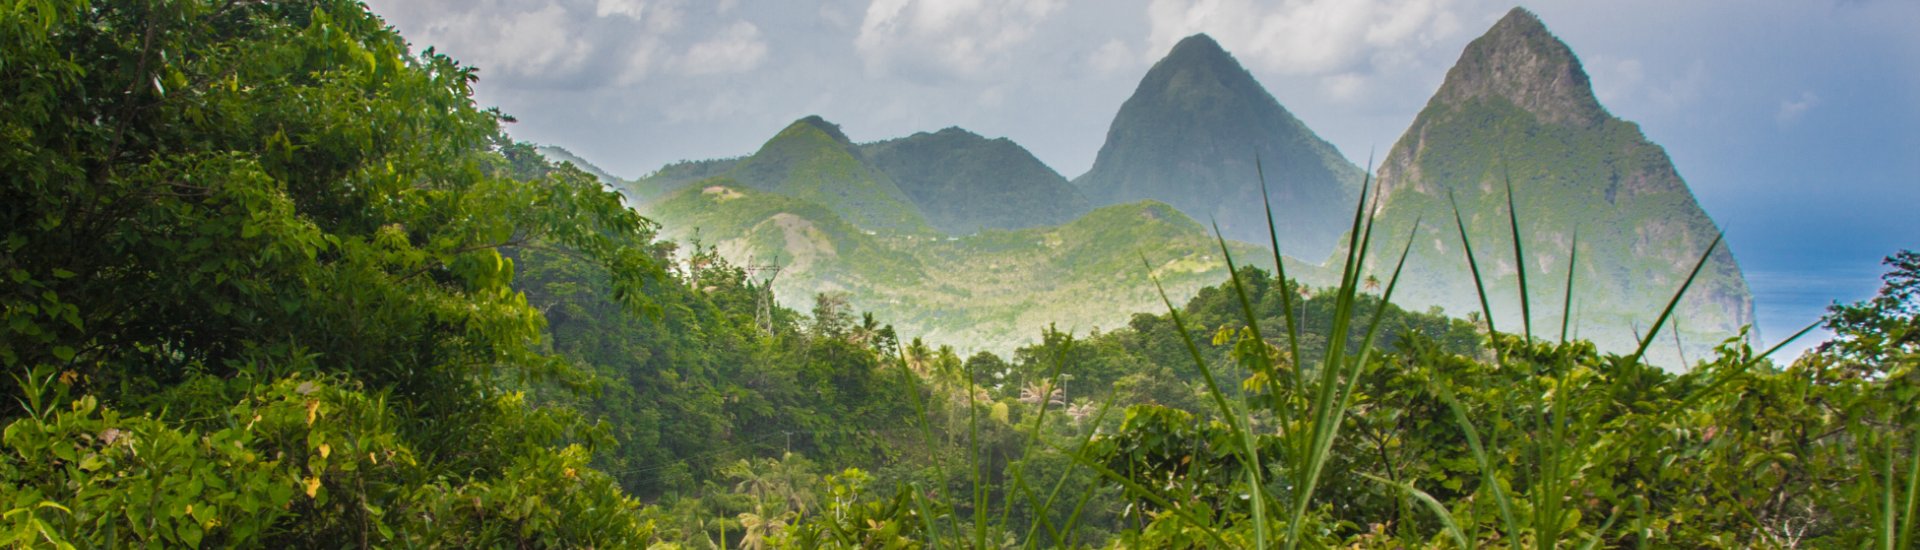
[2,1,1915,548]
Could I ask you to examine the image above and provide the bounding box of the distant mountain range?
[647,182,1257,352]
[554,8,1754,363]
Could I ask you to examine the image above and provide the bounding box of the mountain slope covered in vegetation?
[861,127,1091,233]
[647,181,1266,353]
[1330,8,1754,366]
[1074,33,1364,260]
[724,116,933,233]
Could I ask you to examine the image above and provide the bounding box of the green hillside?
[1074,33,1364,260]
[648,182,1262,354]
[724,116,932,233]
[629,156,741,203]
[1331,8,1754,366]
[860,127,1090,233]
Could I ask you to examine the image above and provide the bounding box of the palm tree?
[725,459,779,515]
[735,511,786,550]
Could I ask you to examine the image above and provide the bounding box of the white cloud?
[1089,38,1137,75]
[1591,56,1643,105]
[1776,91,1820,125]
[1144,0,1466,76]
[417,3,595,80]
[678,21,769,75]
[595,0,646,19]
[1321,72,1367,101]
[1647,59,1709,110]
[855,0,1067,82]
[595,0,684,33]
[614,36,664,85]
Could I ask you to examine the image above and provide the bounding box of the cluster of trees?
[748,252,1916,548]
[0,1,664,545]
[5,1,1914,548]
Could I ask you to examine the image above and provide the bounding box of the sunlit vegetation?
[3,2,1912,549]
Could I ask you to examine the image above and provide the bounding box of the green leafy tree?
[1,0,658,546]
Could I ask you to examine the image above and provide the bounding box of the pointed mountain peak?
[1432,7,1605,126]
[786,115,854,145]
[1491,6,1550,36]
[929,126,980,139]
[1165,33,1228,61]
[1076,31,1362,259]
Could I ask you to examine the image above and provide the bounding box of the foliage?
[0,0,656,545]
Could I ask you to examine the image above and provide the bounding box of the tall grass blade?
[907,482,941,550]
[1295,220,1421,548]
[1505,178,1533,342]
[966,355,987,548]
[1561,230,1579,345]
[1360,473,1471,550]
[1002,338,1076,533]
[1215,220,1286,415]
[1623,232,1725,367]
[1577,509,1621,550]
[1257,157,1306,395]
[1449,191,1500,340]
[1434,379,1521,546]
[1286,162,1381,550]
[1051,439,1234,548]
[1144,253,1267,549]
[1900,429,1919,550]
[1030,393,1120,548]
[897,348,956,543]
[1889,439,1900,550]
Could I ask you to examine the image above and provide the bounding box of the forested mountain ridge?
[1073,33,1364,260]
[1329,7,1754,365]
[723,116,934,233]
[861,127,1091,233]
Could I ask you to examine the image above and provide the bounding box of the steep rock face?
[861,127,1089,234]
[724,116,932,233]
[1074,33,1363,259]
[1355,8,1753,366]
[1428,9,1607,128]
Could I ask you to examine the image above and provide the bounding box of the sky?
[363,0,1918,358]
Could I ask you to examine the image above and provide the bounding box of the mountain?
[629,156,740,203]
[1340,8,1753,365]
[860,127,1090,233]
[536,145,624,186]
[722,116,933,233]
[647,181,1261,353]
[1074,33,1364,260]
